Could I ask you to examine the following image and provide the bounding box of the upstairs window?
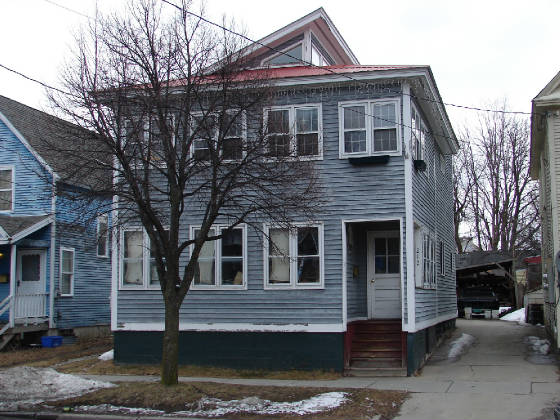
[190,112,246,161]
[339,100,400,158]
[411,104,426,161]
[311,44,329,66]
[264,105,322,158]
[264,43,303,67]
[0,167,13,212]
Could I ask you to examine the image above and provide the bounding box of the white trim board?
[115,322,346,333]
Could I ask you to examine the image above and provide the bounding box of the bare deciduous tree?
[48,0,322,385]
[454,102,539,254]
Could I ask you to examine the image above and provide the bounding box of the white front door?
[15,249,47,319]
[366,231,401,319]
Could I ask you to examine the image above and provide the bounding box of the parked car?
[458,287,500,317]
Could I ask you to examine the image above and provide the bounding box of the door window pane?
[22,255,40,282]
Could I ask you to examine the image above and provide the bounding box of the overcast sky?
[1,0,559,129]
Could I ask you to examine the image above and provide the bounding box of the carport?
[456,251,515,310]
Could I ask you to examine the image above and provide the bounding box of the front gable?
[242,8,359,69]
[0,117,53,215]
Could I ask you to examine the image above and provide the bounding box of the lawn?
[49,381,408,420]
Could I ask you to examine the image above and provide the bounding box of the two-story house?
[112,8,458,376]
[0,95,112,349]
[530,69,560,350]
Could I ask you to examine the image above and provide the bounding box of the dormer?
[242,8,359,69]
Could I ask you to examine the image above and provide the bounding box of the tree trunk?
[161,298,180,386]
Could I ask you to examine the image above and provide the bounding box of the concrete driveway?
[395,318,559,420]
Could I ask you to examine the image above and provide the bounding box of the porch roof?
[0,214,53,245]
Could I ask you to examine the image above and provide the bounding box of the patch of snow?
[499,306,511,314]
[176,392,348,417]
[98,349,114,361]
[501,308,526,324]
[0,366,114,410]
[448,333,475,359]
[74,404,165,415]
[525,336,550,355]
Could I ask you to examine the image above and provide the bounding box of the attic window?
[264,44,303,66]
[311,44,328,66]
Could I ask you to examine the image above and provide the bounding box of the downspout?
[49,177,57,329]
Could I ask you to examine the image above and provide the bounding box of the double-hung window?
[97,214,109,257]
[265,105,322,158]
[339,99,400,157]
[60,247,75,296]
[120,228,169,289]
[191,112,246,161]
[0,167,13,212]
[411,104,426,161]
[422,233,436,288]
[191,225,246,289]
[265,223,324,289]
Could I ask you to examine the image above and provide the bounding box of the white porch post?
[9,244,16,327]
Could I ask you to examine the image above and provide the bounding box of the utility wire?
[42,0,535,117]
[160,0,533,117]
[0,63,71,96]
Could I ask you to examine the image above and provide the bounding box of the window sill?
[264,284,324,290]
[59,294,74,297]
[190,285,247,291]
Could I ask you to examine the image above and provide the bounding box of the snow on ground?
[74,404,165,416]
[501,308,526,324]
[448,333,475,359]
[175,392,349,417]
[98,349,114,361]
[0,366,114,410]
[525,336,550,355]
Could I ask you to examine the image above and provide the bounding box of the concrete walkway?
[80,319,559,419]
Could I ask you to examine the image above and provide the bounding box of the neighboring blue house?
[0,95,111,349]
[113,8,458,376]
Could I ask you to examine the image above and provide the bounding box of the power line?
[0,63,70,96]
[42,0,93,20]
[160,0,533,117]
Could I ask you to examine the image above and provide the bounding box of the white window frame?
[189,224,248,290]
[422,233,436,289]
[190,111,247,161]
[96,214,110,258]
[338,99,402,158]
[263,222,324,290]
[0,165,14,213]
[59,246,75,297]
[264,104,323,160]
[439,152,446,173]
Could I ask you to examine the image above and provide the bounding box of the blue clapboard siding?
[411,103,457,324]
[117,84,407,326]
[53,189,111,329]
[0,119,53,215]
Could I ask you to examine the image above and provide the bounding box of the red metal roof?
[170,64,421,87]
